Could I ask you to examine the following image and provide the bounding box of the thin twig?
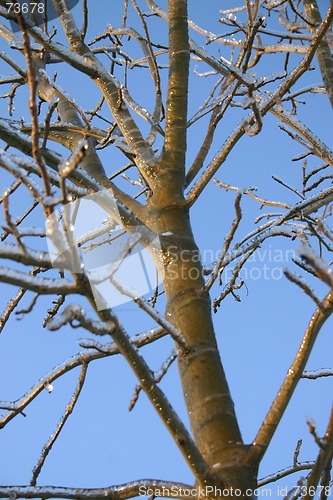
[284,269,324,310]
[0,481,196,500]
[16,12,51,208]
[80,0,88,42]
[31,364,88,485]
[206,193,243,291]
[250,289,333,465]
[303,404,333,500]
[129,348,177,411]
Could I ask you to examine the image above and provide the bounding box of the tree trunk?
[143,2,259,496]
[147,176,257,496]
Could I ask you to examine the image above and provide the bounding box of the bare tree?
[1,0,333,498]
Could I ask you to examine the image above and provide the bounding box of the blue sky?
[0,0,333,497]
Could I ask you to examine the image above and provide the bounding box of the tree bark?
[144,1,258,495]
[303,0,333,110]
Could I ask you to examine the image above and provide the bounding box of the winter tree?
[0,0,333,498]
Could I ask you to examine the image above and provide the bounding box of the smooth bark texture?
[303,0,333,110]
[144,1,257,495]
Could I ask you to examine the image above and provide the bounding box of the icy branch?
[0,327,166,427]
[0,119,63,169]
[31,364,88,485]
[298,245,333,288]
[302,368,333,379]
[0,480,195,500]
[250,289,333,466]
[0,267,79,295]
[0,242,53,268]
[258,462,315,486]
[47,304,115,335]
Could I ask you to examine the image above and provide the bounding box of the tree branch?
[0,267,79,295]
[163,0,189,175]
[31,363,88,485]
[16,12,51,206]
[250,289,333,465]
[303,404,333,500]
[0,327,166,428]
[302,0,333,110]
[0,480,195,500]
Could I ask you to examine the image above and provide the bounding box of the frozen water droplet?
[274,101,284,113]
[44,381,53,393]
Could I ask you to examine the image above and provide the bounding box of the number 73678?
[5,2,45,14]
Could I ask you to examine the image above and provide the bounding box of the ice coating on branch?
[256,71,286,87]
[241,97,255,109]
[226,13,236,21]
[0,266,77,293]
[0,242,54,268]
[78,339,113,351]
[58,139,89,177]
[47,304,115,334]
[298,245,333,286]
[273,101,284,113]
[47,304,84,330]
[220,13,237,23]
[10,40,40,51]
